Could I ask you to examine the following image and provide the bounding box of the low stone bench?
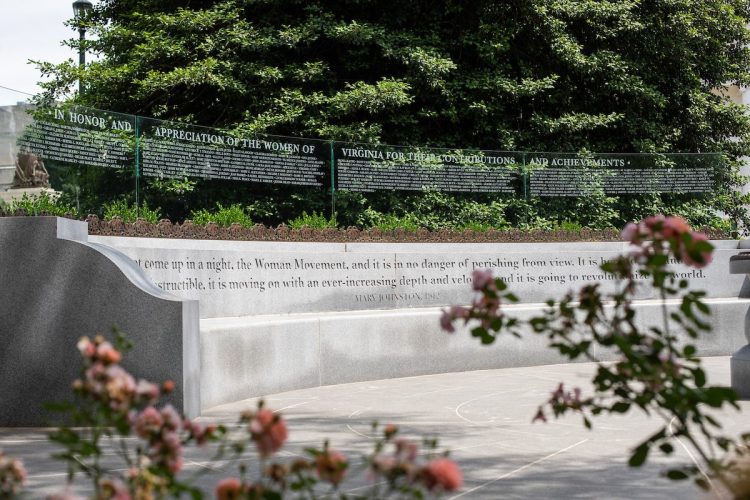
[197,298,750,410]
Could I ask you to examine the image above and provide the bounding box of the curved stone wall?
[92,235,750,410]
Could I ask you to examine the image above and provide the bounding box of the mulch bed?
[0,212,733,243]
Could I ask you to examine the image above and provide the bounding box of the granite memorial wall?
[91,237,746,319]
[89,235,750,409]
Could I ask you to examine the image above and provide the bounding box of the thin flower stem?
[658,278,672,350]
[117,436,132,468]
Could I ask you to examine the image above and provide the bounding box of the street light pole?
[78,26,86,70]
[72,0,93,94]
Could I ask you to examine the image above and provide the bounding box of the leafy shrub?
[459,221,493,232]
[397,191,511,231]
[6,191,77,217]
[287,211,337,229]
[189,203,253,227]
[555,220,584,231]
[103,199,161,223]
[366,211,420,232]
[362,191,512,231]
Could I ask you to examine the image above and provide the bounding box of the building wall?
[725,83,750,195]
[0,104,34,191]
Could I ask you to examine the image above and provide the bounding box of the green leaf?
[666,469,689,480]
[49,428,81,445]
[611,402,630,413]
[628,444,649,467]
[695,301,710,314]
[693,368,706,388]
[649,254,669,267]
[702,386,737,407]
[659,442,674,454]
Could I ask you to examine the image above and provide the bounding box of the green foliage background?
[34,0,750,230]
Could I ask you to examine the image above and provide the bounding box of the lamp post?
[72,0,93,93]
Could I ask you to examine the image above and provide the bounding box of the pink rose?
[103,365,137,410]
[662,216,690,238]
[134,406,163,438]
[440,309,456,333]
[681,231,713,268]
[135,380,160,402]
[620,222,639,243]
[643,214,665,231]
[96,342,122,364]
[0,451,26,495]
[472,269,495,291]
[383,423,398,438]
[423,458,463,491]
[76,337,96,359]
[441,305,469,333]
[315,448,348,485]
[160,404,182,432]
[184,420,214,445]
[150,430,183,473]
[216,477,243,500]
[162,380,175,393]
[248,408,288,457]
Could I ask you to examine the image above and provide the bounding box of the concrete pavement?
[2,357,746,498]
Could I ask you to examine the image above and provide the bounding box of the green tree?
[35,0,750,226]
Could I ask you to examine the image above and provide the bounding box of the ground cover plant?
[3,192,76,218]
[189,203,254,228]
[103,199,162,224]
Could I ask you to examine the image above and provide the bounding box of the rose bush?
[442,215,746,494]
[1,333,461,499]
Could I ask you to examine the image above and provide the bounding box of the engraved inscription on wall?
[336,147,519,193]
[527,156,717,196]
[17,109,133,169]
[141,129,325,187]
[16,106,723,196]
[104,245,735,319]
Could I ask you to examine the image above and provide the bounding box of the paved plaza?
[3,357,746,498]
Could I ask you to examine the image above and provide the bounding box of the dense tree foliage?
[34,0,750,228]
